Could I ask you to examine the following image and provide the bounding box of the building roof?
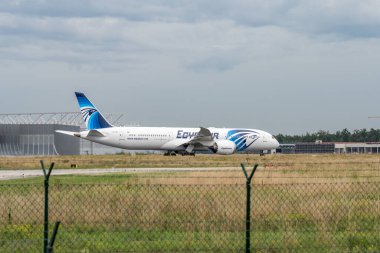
[0,112,138,127]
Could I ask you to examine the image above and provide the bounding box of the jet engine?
[211,140,236,155]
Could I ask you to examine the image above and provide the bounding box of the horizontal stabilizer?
[55,130,80,137]
[56,130,105,138]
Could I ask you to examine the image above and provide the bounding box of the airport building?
[0,112,135,156]
[278,141,380,154]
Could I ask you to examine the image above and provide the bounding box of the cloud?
[0,0,379,75]
[0,10,319,71]
[0,1,380,133]
[284,1,380,38]
[1,1,380,36]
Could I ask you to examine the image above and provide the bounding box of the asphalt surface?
[0,167,237,180]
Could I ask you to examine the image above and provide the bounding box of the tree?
[274,128,380,143]
[341,128,350,142]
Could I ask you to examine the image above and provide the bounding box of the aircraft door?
[119,131,126,145]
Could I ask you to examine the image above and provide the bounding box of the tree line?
[275,128,380,144]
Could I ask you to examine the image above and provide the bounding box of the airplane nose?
[274,138,280,149]
[271,137,280,149]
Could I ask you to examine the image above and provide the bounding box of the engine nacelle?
[211,140,236,155]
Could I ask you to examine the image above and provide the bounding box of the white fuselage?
[79,127,279,153]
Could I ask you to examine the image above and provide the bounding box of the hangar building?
[0,112,133,156]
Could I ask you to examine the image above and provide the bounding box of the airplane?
[56,92,280,155]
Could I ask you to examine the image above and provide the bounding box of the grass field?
[0,154,379,252]
[1,153,380,170]
[2,153,379,185]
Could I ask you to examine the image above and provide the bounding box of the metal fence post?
[41,160,55,253]
[48,221,61,253]
[241,163,259,253]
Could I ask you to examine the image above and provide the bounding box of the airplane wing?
[189,127,213,143]
[178,127,215,152]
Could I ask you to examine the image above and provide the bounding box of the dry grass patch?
[1,153,380,170]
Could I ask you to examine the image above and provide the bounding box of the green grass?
[1,225,379,253]
[0,225,244,253]
[0,174,134,185]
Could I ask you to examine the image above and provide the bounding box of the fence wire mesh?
[0,182,379,252]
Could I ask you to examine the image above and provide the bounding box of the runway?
[0,167,238,181]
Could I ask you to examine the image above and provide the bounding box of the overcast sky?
[1,0,380,134]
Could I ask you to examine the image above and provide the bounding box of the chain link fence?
[0,181,379,252]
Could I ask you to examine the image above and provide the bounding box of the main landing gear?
[181,152,195,156]
[164,151,177,156]
[163,151,195,156]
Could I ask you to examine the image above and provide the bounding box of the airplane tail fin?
[75,92,112,130]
